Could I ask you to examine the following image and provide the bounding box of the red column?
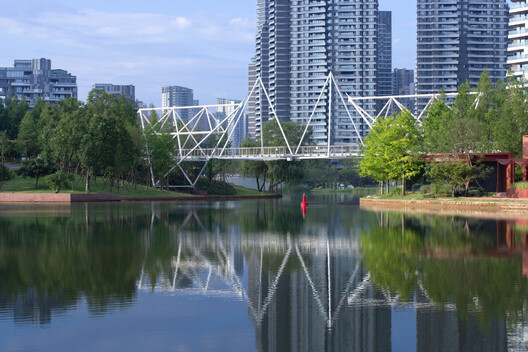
[507,164,513,189]
[524,166,527,183]
[524,231,528,276]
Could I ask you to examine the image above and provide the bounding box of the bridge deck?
[179,145,362,161]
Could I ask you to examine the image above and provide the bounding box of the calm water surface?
[0,194,527,351]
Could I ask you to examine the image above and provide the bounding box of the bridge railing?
[179,145,362,160]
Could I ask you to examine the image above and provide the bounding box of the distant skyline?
[0,0,417,106]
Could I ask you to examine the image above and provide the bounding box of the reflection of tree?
[0,207,149,323]
[241,200,304,235]
[361,213,528,326]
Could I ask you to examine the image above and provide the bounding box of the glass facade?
[0,58,77,107]
[508,0,528,79]
[250,0,380,145]
[416,0,508,110]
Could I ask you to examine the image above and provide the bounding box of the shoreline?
[0,193,282,203]
[359,198,528,219]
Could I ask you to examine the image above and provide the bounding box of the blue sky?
[0,0,417,106]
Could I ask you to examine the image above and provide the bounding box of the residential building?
[0,58,77,107]
[216,98,246,147]
[251,0,382,145]
[393,68,415,112]
[377,11,393,112]
[509,0,528,79]
[248,60,257,140]
[416,0,509,110]
[93,83,135,103]
[161,85,194,122]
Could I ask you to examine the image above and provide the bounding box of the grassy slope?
[1,176,264,198]
[312,187,377,195]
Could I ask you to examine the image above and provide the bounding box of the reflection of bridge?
[137,210,458,333]
[138,72,467,187]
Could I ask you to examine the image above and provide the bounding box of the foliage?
[46,170,74,193]
[510,182,528,190]
[427,162,478,197]
[195,178,236,195]
[359,110,422,194]
[17,111,40,158]
[240,120,308,193]
[0,164,13,189]
[17,158,54,189]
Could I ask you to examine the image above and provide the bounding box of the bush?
[387,186,403,197]
[432,183,451,195]
[46,171,74,193]
[467,189,484,197]
[0,164,13,190]
[196,178,236,195]
[511,182,528,190]
[419,185,432,194]
[411,183,422,192]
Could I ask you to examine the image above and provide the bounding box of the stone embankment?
[360,198,528,217]
[0,193,282,203]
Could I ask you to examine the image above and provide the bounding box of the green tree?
[46,170,74,193]
[0,131,9,163]
[492,76,528,156]
[143,111,177,190]
[17,111,40,158]
[427,161,479,197]
[359,110,422,195]
[0,163,13,190]
[80,89,139,193]
[17,158,54,189]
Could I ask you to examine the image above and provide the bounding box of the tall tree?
[359,110,422,195]
[17,111,39,158]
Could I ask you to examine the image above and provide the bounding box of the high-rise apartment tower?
[509,0,528,79]
[416,0,509,109]
[249,0,383,145]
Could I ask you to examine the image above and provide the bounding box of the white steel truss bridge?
[138,72,468,187]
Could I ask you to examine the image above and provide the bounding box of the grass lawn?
[312,187,377,195]
[1,175,263,198]
[1,175,192,197]
[229,185,264,196]
[364,192,528,203]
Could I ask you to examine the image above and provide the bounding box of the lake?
[0,194,527,351]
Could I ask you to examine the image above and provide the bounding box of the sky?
[0,0,417,107]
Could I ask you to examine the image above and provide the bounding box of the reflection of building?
[416,292,507,352]
[247,236,390,352]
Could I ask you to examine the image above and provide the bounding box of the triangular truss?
[138,72,472,188]
[347,91,478,124]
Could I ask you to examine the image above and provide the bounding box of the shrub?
[410,183,422,192]
[467,189,484,197]
[196,178,236,195]
[46,171,74,193]
[0,164,13,190]
[387,186,403,197]
[432,183,451,195]
[511,182,528,190]
[419,185,432,194]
